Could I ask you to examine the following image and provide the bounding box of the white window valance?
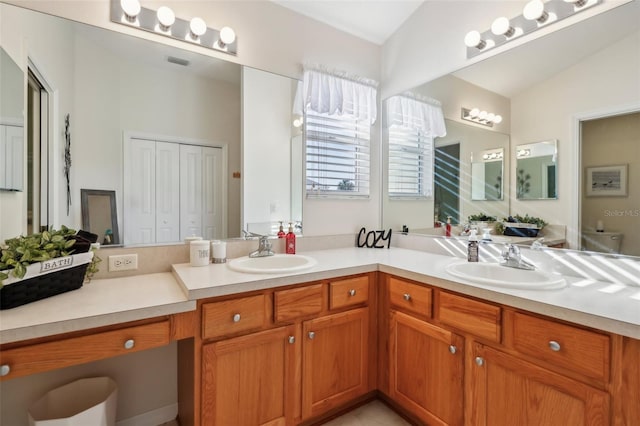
[294,65,379,125]
[386,93,447,137]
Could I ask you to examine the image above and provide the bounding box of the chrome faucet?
[501,244,536,270]
[249,235,275,258]
[531,237,545,250]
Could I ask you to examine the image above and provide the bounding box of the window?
[388,126,433,198]
[305,111,371,197]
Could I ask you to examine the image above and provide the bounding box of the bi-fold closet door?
[124,137,222,245]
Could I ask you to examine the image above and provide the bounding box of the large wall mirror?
[382,1,639,257]
[1,2,302,246]
[0,46,24,193]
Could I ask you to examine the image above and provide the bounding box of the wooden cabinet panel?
[202,295,268,340]
[0,321,170,381]
[389,311,464,426]
[302,307,369,419]
[202,325,295,426]
[509,312,610,383]
[389,277,432,319]
[329,275,369,310]
[274,284,323,323]
[470,343,610,426]
[437,291,501,342]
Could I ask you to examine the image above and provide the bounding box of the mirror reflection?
[471,148,504,201]
[515,140,557,200]
[0,47,24,193]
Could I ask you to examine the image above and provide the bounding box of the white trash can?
[28,377,118,426]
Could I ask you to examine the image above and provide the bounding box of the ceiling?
[272,0,425,45]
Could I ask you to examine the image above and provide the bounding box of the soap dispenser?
[445,216,452,237]
[468,230,479,262]
[277,221,286,238]
[285,222,296,254]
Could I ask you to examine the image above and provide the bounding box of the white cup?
[211,240,227,263]
[190,240,210,266]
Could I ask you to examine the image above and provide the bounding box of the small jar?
[211,240,227,263]
[190,240,210,267]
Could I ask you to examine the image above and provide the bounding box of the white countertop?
[2,247,639,344]
[0,272,195,344]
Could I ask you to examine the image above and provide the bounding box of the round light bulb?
[157,6,175,29]
[293,119,302,128]
[486,113,496,122]
[478,110,488,120]
[491,17,514,37]
[493,115,503,124]
[464,31,485,49]
[120,0,141,20]
[523,0,547,22]
[190,17,207,38]
[219,26,236,45]
[469,108,480,118]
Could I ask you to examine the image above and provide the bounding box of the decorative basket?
[502,222,541,238]
[0,251,93,310]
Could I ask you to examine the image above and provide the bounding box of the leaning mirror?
[471,148,504,201]
[515,140,558,200]
[81,189,120,245]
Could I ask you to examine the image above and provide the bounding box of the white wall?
[510,30,640,248]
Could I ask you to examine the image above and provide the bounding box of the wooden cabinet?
[389,311,464,426]
[302,307,370,420]
[469,343,610,426]
[201,325,296,426]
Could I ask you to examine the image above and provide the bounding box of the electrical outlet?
[108,254,138,272]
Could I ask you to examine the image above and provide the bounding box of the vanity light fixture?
[483,151,503,160]
[110,0,238,55]
[517,149,531,158]
[462,107,502,127]
[465,0,601,59]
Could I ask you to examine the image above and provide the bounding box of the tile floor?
[158,400,411,425]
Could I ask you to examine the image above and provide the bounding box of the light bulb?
[120,0,141,22]
[157,6,175,30]
[464,31,486,49]
[469,108,480,118]
[486,113,496,122]
[190,17,207,39]
[293,119,302,128]
[491,17,515,37]
[523,0,549,23]
[219,27,236,46]
[493,115,503,124]
[478,111,488,120]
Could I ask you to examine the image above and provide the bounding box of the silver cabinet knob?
[288,336,295,344]
[475,356,484,366]
[548,340,561,352]
[0,364,10,377]
[349,289,356,297]
[124,339,135,350]
[308,331,315,340]
[403,293,411,301]
[449,345,457,354]
[233,313,241,323]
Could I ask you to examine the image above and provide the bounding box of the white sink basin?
[227,254,317,274]
[445,261,566,290]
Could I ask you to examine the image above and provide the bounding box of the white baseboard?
[116,403,178,426]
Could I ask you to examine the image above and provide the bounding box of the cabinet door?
[0,124,24,191]
[389,311,464,426]
[469,343,610,426]
[302,307,370,419]
[202,146,224,240]
[155,141,180,243]
[124,138,156,244]
[180,144,203,240]
[202,325,296,426]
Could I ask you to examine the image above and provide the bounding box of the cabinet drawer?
[510,312,610,382]
[389,277,432,319]
[0,321,170,381]
[274,284,323,322]
[202,295,268,340]
[438,291,501,342]
[330,275,369,310]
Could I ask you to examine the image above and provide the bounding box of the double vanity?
[1,244,639,425]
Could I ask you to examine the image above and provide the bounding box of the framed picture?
[585,164,628,197]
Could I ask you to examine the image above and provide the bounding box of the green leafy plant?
[0,226,100,286]
[468,213,497,222]
[337,179,355,191]
[495,214,547,235]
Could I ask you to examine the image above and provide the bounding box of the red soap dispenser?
[277,221,286,238]
[445,216,452,237]
[285,222,296,254]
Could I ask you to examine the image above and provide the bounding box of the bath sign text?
[357,227,392,249]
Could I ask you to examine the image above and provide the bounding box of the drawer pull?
[288,336,295,344]
[232,313,241,323]
[0,364,10,377]
[308,331,315,340]
[475,356,484,366]
[548,340,561,352]
[449,345,457,354]
[124,339,135,350]
[349,289,356,297]
[403,293,411,301]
